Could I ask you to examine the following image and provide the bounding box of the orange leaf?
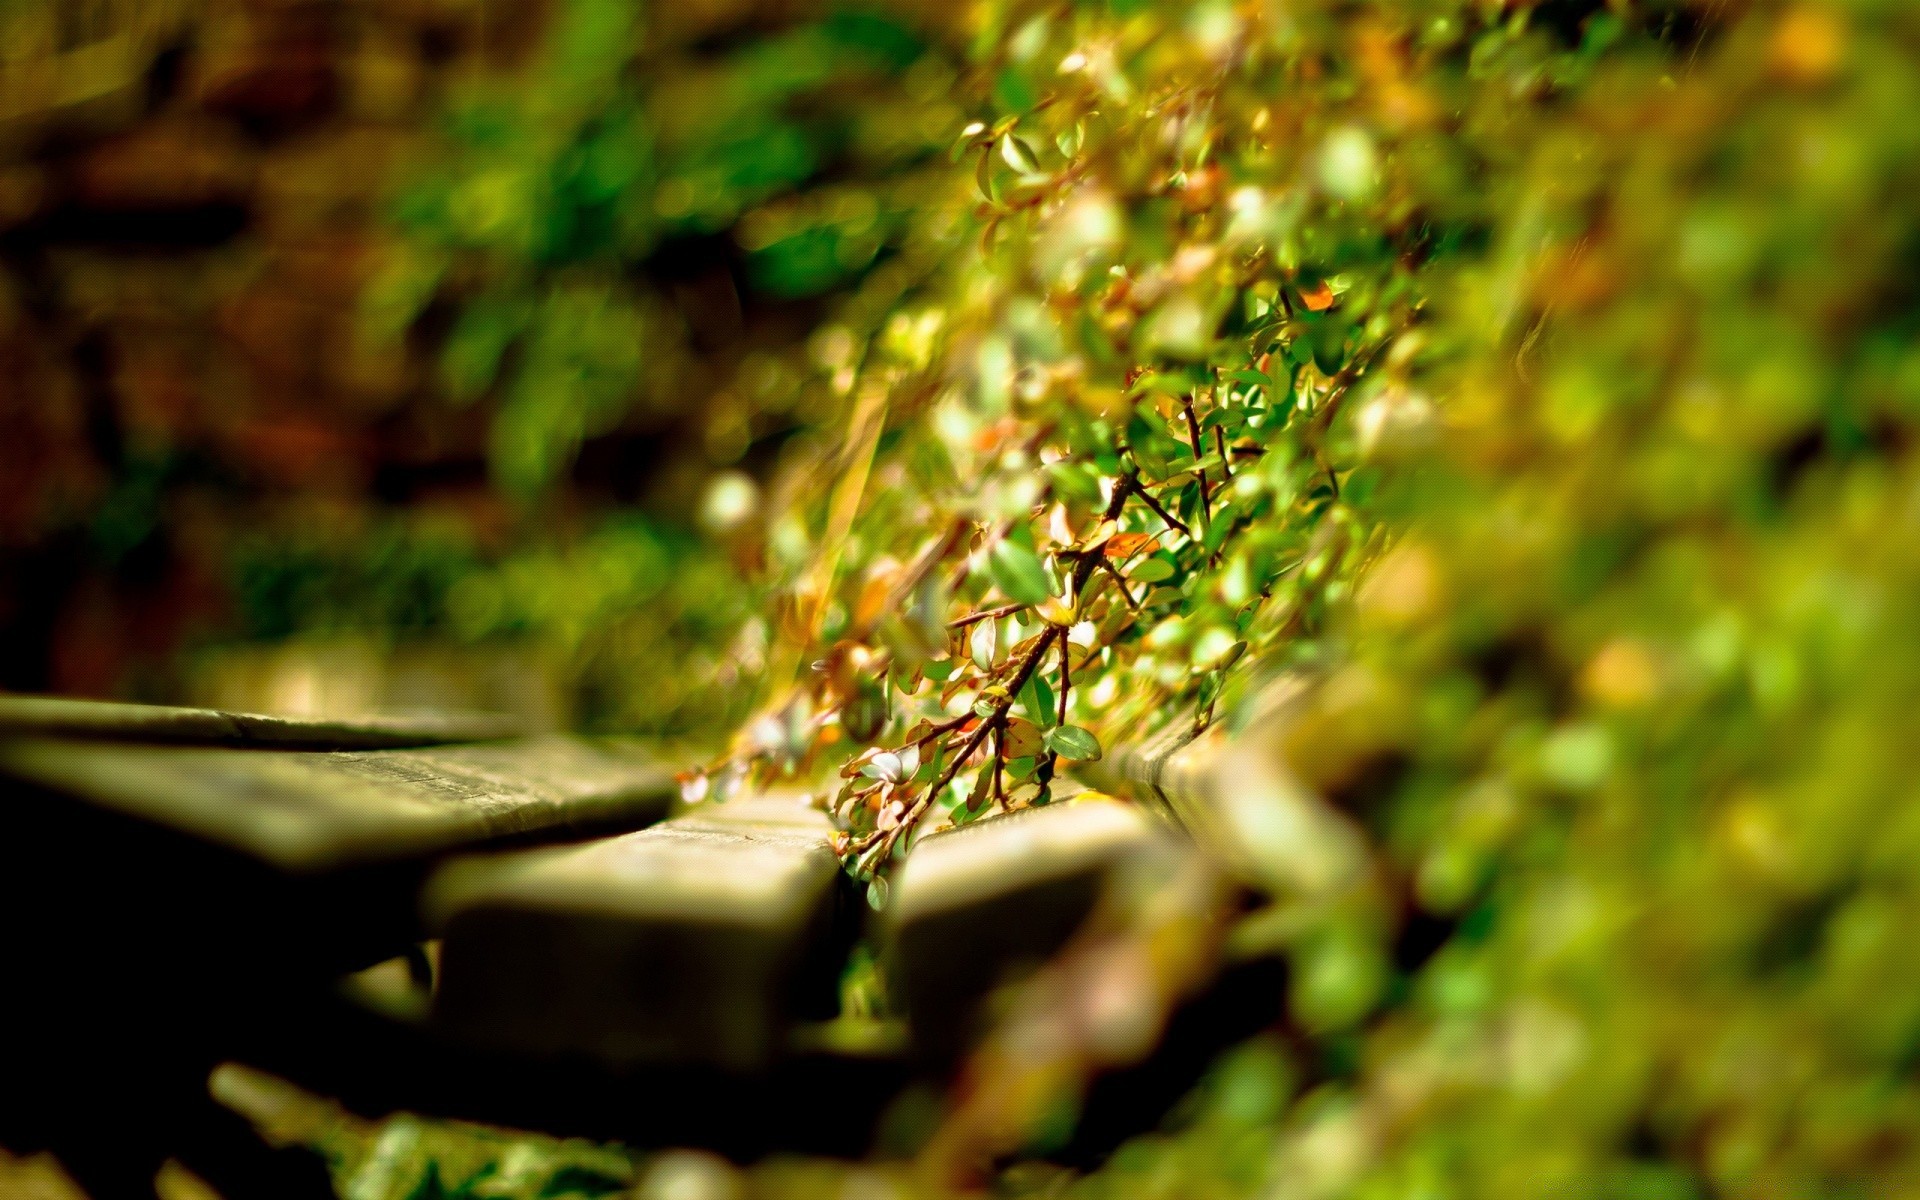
[1103,532,1159,560]
[1298,279,1336,312]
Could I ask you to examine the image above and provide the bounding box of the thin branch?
[1057,629,1072,726]
[908,715,970,745]
[948,603,1026,631]
[1214,425,1232,479]
[1180,395,1213,519]
[1124,472,1191,538]
[851,625,1061,861]
[1097,557,1139,610]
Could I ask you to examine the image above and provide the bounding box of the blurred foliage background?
[8,0,1920,1198]
[0,0,958,733]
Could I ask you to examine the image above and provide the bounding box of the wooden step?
[0,733,679,991]
[428,795,851,1073]
[0,733,673,873]
[0,693,520,749]
[1077,678,1372,897]
[0,723,680,1195]
[883,794,1176,1063]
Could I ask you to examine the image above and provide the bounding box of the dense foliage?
[9,0,1920,1196]
[700,0,1920,1194]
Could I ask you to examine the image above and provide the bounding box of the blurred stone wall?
[0,0,535,698]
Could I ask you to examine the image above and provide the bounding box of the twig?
[1214,425,1232,479]
[948,603,1026,631]
[1124,472,1191,538]
[851,625,1061,861]
[1057,629,1072,725]
[1180,396,1213,519]
[1097,557,1139,610]
[909,715,970,745]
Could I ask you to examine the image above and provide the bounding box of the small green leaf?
[1128,372,1194,398]
[1001,134,1041,174]
[923,657,956,682]
[1046,724,1103,761]
[1049,461,1103,503]
[1204,502,1241,555]
[971,619,998,670]
[950,120,988,162]
[975,147,996,202]
[1131,557,1176,583]
[966,761,994,812]
[866,876,890,910]
[989,540,1054,605]
[1027,668,1057,726]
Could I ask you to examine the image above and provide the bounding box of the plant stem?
[948,603,1026,630]
[1124,473,1191,539]
[1097,557,1139,610]
[1057,629,1072,725]
[1181,395,1213,520]
[852,624,1061,860]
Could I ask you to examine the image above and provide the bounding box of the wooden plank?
[0,693,521,749]
[428,795,850,1072]
[0,735,683,1179]
[1075,676,1373,896]
[883,794,1172,1062]
[0,734,675,873]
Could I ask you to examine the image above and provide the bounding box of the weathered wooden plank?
[883,794,1173,1062]
[1075,677,1372,897]
[0,734,684,1185]
[428,795,850,1072]
[0,693,520,749]
[0,734,673,873]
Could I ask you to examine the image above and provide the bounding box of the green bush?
[297,0,1920,1194]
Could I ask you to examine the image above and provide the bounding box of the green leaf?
[1000,134,1041,174]
[923,657,955,682]
[1224,367,1275,393]
[1128,371,1194,398]
[975,146,996,203]
[989,540,1053,605]
[1021,668,1057,727]
[1204,502,1241,555]
[970,619,998,670]
[1131,557,1176,583]
[1046,724,1103,761]
[950,120,988,162]
[866,876,890,910]
[1049,461,1103,503]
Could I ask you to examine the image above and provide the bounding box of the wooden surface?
[0,694,523,750]
[885,795,1169,1062]
[0,734,673,871]
[429,795,849,1072]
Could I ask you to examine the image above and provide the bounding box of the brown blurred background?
[0,0,949,728]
